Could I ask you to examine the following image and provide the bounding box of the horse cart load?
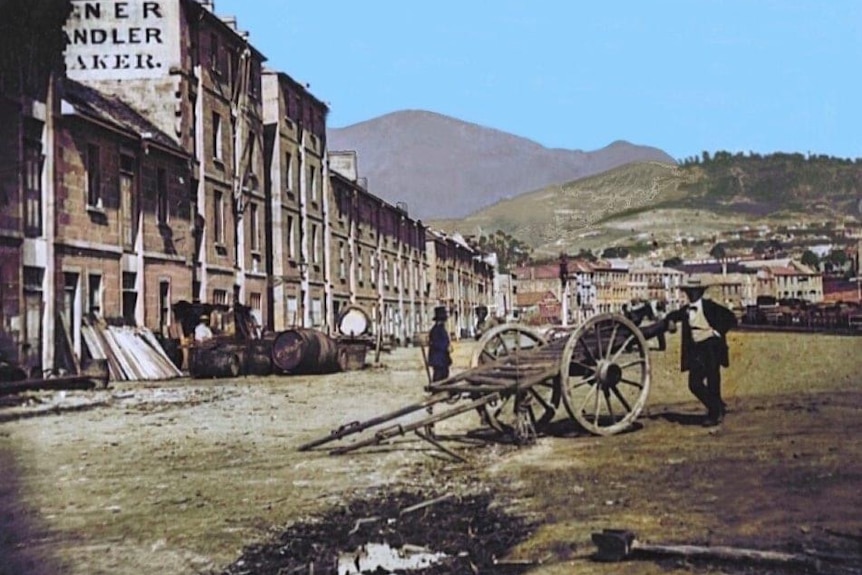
[299,313,672,458]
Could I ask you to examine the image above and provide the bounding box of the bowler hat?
[433,306,448,321]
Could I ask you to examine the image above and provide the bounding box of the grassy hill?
[433,153,862,259]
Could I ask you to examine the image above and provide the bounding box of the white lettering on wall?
[65,1,180,80]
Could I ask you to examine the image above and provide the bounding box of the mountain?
[326,110,675,220]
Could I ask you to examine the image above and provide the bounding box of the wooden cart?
[298,313,670,458]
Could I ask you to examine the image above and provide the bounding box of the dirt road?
[1,331,861,574]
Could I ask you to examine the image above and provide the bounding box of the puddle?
[337,542,448,574]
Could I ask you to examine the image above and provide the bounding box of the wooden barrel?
[337,340,369,371]
[191,345,241,379]
[271,328,341,374]
[336,306,371,337]
[245,337,274,376]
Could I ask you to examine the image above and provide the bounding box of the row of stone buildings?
[0,0,493,375]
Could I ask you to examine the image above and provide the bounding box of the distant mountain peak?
[327,110,675,219]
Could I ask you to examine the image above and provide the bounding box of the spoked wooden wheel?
[470,323,560,435]
[560,313,650,436]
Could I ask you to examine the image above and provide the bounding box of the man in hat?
[427,306,452,382]
[194,314,214,343]
[665,277,738,426]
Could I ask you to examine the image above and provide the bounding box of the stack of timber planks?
[81,320,182,382]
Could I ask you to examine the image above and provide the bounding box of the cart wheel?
[560,313,650,436]
[470,323,560,435]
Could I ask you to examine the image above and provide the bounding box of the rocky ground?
[1,330,861,575]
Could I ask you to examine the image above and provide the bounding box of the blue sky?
[216,0,860,161]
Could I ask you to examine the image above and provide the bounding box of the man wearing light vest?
[665,277,738,427]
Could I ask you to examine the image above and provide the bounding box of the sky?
[215,0,861,161]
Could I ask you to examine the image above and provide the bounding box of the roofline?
[61,100,190,160]
[264,69,329,112]
[187,0,267,63]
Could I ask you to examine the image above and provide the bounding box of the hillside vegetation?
[436,153,862,258]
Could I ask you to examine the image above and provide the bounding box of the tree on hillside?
[601,246,629,259]
[800,250,820,270]
[826,249,848,269]
[709,243,727,260]
[0,0,72,97]
[474,230,532,273]
[574,248,597,262]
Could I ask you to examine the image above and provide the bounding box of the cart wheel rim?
[560,313,651,436]
[470,323,560,434]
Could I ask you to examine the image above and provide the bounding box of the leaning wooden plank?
[138,331,177,380]
[139,329,182,377]
[90,323,124,381]
[102,328,134,381]
[141,330,181,379]
[134,336,164,380]
[114,328,148,380]
[81,326,106,360]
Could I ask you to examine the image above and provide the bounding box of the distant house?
[514,291,561,324]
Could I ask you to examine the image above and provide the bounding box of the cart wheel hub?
[597,360,622,388]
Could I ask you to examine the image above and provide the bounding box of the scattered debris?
[219,490,535,575]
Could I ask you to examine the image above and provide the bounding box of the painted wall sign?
[64,1,181,80]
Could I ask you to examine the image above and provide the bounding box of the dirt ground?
[1,330,861,575]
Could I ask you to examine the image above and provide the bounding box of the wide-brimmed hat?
[433,306,448,321]
[680,276,711,292]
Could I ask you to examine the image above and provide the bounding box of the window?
[212,112,222,160]
[357,247,364,284]
[287,215,296,258]
[311,224,320,264]
[339,241,346,279]
[120,153,136,248]
[250,202,260,252]
[159,280,170,331]
[210,33,220,73]
[86,144,101,208]
[122,272,137,325]
[157,167,168,224]
[370,253,377,286]
[213,289,228,306]
[384,257,390,288]
[24,141,42,237]
[214,190,225,244]
[249,292,262,326]
[308,165,317,203]
[88,273,102,316]
[245,138,257,189]
[286,296,298,325]
[284,152,293,193]
[249,60,260,99]
[311,298,323,327]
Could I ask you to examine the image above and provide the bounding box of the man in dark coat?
[428,306,452,382]
[665,277,738,426]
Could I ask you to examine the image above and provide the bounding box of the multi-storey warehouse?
[0,0,495,374]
